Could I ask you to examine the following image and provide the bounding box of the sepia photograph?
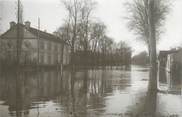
[0,0,182,117]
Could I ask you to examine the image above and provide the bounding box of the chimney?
[25,21,31,29]
[10,21,16,28]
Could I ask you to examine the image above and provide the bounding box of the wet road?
[0,65,182,117]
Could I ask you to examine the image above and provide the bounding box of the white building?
[0,21,70,66]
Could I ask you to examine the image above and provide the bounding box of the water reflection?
[0,66,182,117]
[0,70,63,117]
[126,67,182,117]
[159,67,182,94]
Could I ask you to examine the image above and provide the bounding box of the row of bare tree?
[54,0,132,66]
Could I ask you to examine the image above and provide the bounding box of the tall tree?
[62,0,82,66]
[126,0,169,91]
[90,22,106,53]
[54,24,71,66]
[62,0,96,66]
[78,0,96,52]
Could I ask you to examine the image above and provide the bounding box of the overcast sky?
[0,0,182,55]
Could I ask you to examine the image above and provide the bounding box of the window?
[54,44,58,52]
[40,53,44,64]
[59,45,63,54]
[48,55,51,64]
[40,41,45,50]
[48,42,52,50]
[54,54,58,64]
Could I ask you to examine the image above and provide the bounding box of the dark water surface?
[0,65,182,117]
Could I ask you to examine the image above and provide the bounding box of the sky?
[0,0,182,55]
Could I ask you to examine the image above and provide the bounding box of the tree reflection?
[1,66,172,117]
[0,69,64,117]
[128,69,158,117]
[129,66,182,117]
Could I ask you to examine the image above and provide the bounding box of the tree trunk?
[61,43,64,68]
[148,0,158,92]
[70,44,75,66]
[83,39,89,66]
[70,24,76,67]
[144,88,157,116]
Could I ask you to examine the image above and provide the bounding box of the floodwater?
[0,65,182,117]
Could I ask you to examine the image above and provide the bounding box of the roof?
[159,50,178,58]
[0,23,68,44]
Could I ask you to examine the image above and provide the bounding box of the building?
[0,21,70,67]
[158,50,182,94]
[158,50,177,71]
[158,50,182,81]
[158,49,182,71]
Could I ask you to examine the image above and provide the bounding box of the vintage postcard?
[0,0,181,117]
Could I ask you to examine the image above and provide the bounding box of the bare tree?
[54,24,70,66]
[59,0,132,66]
[125,0,169,91]
[78,0,96,51]
[62,0,97,66]
[62,0,83,65]
[90,22,106,53]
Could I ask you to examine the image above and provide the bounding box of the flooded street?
[0,65,182,117]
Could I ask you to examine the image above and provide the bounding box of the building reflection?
[0,67,132,117]
[159,67,182,94]
[1,66,181,117]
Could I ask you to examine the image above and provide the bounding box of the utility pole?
[16,0,20,65]
[37,17,40,66]
[16,0,23,65]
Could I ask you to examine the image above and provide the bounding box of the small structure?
[158,50,182,80]
[0,21,70,67]
[158,50,178,72]
[158,49,182,93]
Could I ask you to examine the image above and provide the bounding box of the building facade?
[0,21,70,66]
[158,50,182,84]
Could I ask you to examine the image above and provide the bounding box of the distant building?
[132,51,149,65]
[0,21,70,66]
